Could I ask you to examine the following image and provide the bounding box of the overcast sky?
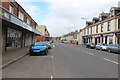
[16,0,120,37]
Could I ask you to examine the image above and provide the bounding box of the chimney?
[92,17,99,24]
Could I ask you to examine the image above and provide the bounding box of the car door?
[112,44,118,52]
[96,43,99,49]
[118,45,120,53]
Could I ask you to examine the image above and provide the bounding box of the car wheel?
[100,48,103,51]
[108,49,111,53]
[95,47,97,50]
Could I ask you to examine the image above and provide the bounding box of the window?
[9,5,14,14]
[87,29,89,34]
[91,28,92,34]
[108,21,111,31]
[101,24,104,32]
[18,11,24,21]
[118,19,120,29]
[27,18,30,25]
[96,25,98,33]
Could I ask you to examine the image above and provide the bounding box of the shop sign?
[23,23,32,31]
[92,35,101,38]
[0,7,11,21]
[103,33,113,36]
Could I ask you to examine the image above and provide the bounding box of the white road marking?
[82,51,94,55]
[51,76,53,80]
[51,56,53,58]
[52,45,55,48]
[104,58,119,64]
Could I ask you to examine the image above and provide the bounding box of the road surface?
[3,42,119,78]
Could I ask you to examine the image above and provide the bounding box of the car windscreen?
[34,42,45,46]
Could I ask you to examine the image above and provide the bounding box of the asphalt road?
[2,42,119,78]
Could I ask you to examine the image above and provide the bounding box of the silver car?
[108,44,120,53]
[95,43,108,51]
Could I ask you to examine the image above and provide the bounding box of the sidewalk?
[2,47,30,69]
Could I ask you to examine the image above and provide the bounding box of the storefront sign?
[0,7,11,21]
[23,23,32,31]
[92,35,101,38]
[103,33,113,36]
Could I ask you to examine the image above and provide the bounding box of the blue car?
[29,42,48,55]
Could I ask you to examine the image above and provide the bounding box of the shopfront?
[103,33,113,44]
[6,28,22,50]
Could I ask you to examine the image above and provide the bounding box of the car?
[43,42,52,49]
[29,42,48,55]
[85,43,95,49]
[49,40,54,44]
[107,44,120,53]
[95,43,108,51]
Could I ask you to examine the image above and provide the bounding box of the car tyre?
[108,49,111,53]
[100,47,103,51]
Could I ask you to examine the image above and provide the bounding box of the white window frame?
[9,5,14,14]
[27,18,30,25]
[18,11,24,21]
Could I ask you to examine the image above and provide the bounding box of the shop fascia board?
[0,6,42,35]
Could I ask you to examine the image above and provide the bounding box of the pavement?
[2,41,119,79]
[2,47,29,69]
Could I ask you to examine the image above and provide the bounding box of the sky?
[16,0,120,37]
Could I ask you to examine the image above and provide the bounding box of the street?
[3,42,119,78]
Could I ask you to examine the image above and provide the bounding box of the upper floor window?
[18,11,24,21]
[108,21,111,31]
[91,28,92,34]
[118,19,120,29]
[27,18,30,25]
[96,25,98,33]
[101,24,104,32]
[87,28,89,34]
[9,5,14,14]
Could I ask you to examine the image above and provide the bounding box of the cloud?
[16,0,120,37]
[16,2,42,19]
[40,0,119,37]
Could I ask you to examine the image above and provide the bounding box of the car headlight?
[41,47,46,49]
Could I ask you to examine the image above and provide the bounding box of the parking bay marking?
[104,58,119,64]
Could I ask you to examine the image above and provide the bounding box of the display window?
[6,28,22,49]
[109,36,113,44]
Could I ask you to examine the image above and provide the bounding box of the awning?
[103,33,113,36]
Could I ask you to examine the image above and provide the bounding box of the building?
[78,6,120,45]
[61,30,79,44]
[37,25,50,41]
[1,0,42,52]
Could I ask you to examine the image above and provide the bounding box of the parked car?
[29,42,48,55]
[107,44,120,53]
[95,43,108,51]
[49,40,54,44]
[85,43,96,49]
[43,42,52,49]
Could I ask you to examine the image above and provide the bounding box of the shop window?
[109,36,113,44]
[9,5,14,14]
[6,28,22,49]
